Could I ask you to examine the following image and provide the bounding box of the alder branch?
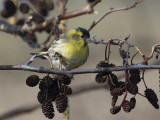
[1,64,160,75]
[0,38,159,75]
[0,60,160,120]
[88,0,144,31]
[1,60,160,120]
[0,0,143,48]
[0,0,101,34]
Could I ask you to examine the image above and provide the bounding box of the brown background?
[0,0,160,120]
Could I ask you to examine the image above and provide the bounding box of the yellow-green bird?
[43,27,90,70]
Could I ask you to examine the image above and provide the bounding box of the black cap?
[78,27,90,38]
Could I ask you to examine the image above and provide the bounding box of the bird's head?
[67,27,90,47]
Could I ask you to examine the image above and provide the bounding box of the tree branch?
[1,64,160,75]
[0,0,101,34]
[0,60,160,120]
[88,0,144,31]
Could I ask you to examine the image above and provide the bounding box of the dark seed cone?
[60,85,72,95]
[19,3,30,13]
[42,101,54,119]
[145,88,159,109]
[122,100,131,113]
[58,74,71,85]
[117,81,125,92]
[110,106,121,115]
[39,78,59,102]
[127,82,138,95]
[1,9,9,18]
[55,95,68,113]
[111,96,118,107]
[87,0,96,3]
[42,75,53,86]
[129,69,141,84]
[30,0,48,16]
[39,77,58,91]
[40,9,48,16]
[25,32,37,43]
[96,61,115,75]
[26,75,40,87]
[47,81,59,102]
[110,88,123,96]
[32,13,44,24]
[1,0,17,18]
[96,61,115,68]
[108,73,118,88]
[16,19,25,25]
[37,91,46,104]
[39,80,47,91]
[95,73,107,83]
[130,97,136,109]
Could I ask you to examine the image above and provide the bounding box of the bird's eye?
[81,35,84,38]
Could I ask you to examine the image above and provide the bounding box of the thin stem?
[131,51,139,65]
[120,70,129,106]
[107,41,111,63]
[42,30,54,47]
[105,43,108,61]
[141,69,147,89]
[24,53,48,66]
[134,45,145,60]
[138,92,146,98]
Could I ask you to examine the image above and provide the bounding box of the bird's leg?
[54,52,63,90]
[55,52,63,70]
[48,56,54,69]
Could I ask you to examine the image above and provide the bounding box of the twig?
[105,43,108,61]
[107,41,111,63]
[143,44,160,63]
[42,30,54,47]
[131,51,139,65]
[59,0,101,20]
[138,92,146,98]
[24,53,48,66]
[121,70,128,106]
[134,45,145,60]
[88,37,133,47]
[141,69,147,89]
[88,0,144,31]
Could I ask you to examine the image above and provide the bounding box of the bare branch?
[0,20,22,34]
[0,60,160,120]
[0,0,101,34]
[1,64,160,75]
[88,0,144,31]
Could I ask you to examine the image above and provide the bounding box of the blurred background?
[0,0,160,120]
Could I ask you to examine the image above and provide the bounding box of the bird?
[41,27,90,70]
